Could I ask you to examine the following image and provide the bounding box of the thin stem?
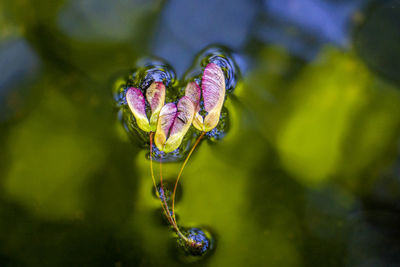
[159,157,172,224]
[159,156,190,242]
[149,133,175,227]
[149,132,158,193]
[149,133,189,242]
[171,131,205,223]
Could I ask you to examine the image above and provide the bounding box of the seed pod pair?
[126,82,165,132]
[126,63,226,153]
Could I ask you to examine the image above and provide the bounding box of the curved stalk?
[149,133,175,226]
[159,157,189,242]
[171,131,205,223]
[150,132,189,242]
[149,132,158,194]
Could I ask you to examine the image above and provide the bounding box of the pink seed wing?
[146,82,166,130]
[202,63,225,113]
[170,97,195,136]
[158,103,177,135]
[164,96,195,153]
[154,103,177,150]
[184,81,201,112]
[126,87,150,132]
[146,82,166,113]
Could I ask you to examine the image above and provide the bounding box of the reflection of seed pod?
[176,227,215,262]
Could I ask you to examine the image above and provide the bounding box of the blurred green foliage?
[279,49,400,188]
[1,0,400,266]
[243,47,400,190]
[4,90,105,219]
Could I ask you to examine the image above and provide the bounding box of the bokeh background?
[1,0,400,266]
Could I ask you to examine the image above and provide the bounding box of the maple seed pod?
[185,81,201,113]
[191,63,226,132]
[126,81,166,132]
[154,96,195,153]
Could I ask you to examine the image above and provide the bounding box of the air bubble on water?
[113,57,178,109]
[152,180,182,205]
[176,227,215,261]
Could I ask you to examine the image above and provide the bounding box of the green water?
[1,0,400,266]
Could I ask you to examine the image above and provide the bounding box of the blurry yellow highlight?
[277,48,400,186]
